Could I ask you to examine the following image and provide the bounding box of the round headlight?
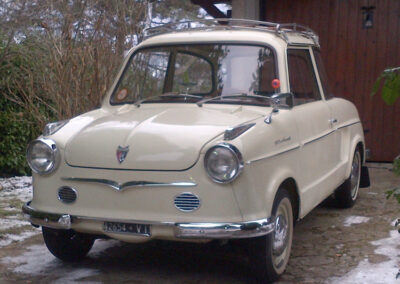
[204,143,243,183]
[26,138,58,174]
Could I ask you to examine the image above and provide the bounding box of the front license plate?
[103,222,151,236]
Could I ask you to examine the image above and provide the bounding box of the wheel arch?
[346,137,365,177]
[276,178,300,222]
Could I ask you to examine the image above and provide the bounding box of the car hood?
[65,105,262,170]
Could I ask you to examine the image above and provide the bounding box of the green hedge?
[0,96,36,176]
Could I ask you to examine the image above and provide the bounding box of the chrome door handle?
[329,118,338,124]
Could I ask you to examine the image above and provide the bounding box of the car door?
[287,47,338,216]
[312,47,342,169]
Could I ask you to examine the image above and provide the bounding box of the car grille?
[58,186,77,204]
[174,192,200,212]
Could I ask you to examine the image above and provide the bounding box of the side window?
[313,48,334,100]
[173,52,212,94]
[287,49,321,105]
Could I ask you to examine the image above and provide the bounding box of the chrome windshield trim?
[61,177,197,191]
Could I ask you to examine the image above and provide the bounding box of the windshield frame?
[109,42,279,107]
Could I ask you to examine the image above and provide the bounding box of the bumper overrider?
[22,202,274,239]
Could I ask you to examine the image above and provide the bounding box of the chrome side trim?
[246,121,361,165]
[303,130,335,146]
[304,121,361,145]
[61,177,197,191]
[246,145,300,164]
[22,202,274,239]
[337,121,361,130]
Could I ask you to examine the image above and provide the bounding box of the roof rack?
[143,18,319,46]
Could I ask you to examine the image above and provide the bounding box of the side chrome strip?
[337,121,361,130]
[303,130,335,146]
[246,121,361,165]
[62,177,197,191]
[246,144,301,164]
[304,121,361,145]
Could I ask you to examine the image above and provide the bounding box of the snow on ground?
[0,176,33,202]
[2,239,120,283]
[0,176,40,247]
[327,229,400,284]
[343,215,371,227]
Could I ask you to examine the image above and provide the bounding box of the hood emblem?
[116,145,129,164]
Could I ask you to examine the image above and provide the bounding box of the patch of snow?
[2,239,119,283]
[343,216,371,227]
[0,176,33,202]
[0,230,40,247]
[326,230,400,284]
[335,244,344,250]
[0,176,39,247]
[0,218,30,230]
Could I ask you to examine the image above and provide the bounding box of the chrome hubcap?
[350,152,361,200]
[273,215,288,256]
[271,198,292,271]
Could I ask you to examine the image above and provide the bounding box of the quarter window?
[287,49,321,105]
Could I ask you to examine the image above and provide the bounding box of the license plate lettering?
[103,222,151,236]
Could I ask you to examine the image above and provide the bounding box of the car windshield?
[110,44,277,106]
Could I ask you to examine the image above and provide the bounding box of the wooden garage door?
[264,0,400,161]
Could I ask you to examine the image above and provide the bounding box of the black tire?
[249,188,294,283]
[334,149,361,208]
[42,227,95,262]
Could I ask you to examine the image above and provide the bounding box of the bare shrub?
[0,0,202,127]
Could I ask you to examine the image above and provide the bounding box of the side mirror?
[265,92,294,124]
[271,92,294,109]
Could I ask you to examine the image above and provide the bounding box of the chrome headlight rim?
[204,143,244,184]
[26,138,59,175]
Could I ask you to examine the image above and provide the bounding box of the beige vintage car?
[24,19,370,282]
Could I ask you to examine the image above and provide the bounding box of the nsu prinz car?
[24,19,370,282]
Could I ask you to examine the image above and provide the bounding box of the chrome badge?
[116,145,129,164]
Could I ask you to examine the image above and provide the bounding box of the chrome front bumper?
[22,202,274,239]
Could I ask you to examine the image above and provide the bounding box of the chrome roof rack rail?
[143,18,319,46]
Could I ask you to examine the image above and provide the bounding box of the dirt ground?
[0,164,399,283]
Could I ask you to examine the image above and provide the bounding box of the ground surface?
[0,165,399,283]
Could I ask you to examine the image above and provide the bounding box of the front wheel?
[42,227,95,262]
[334,149,361,208]
[249,189,294,283]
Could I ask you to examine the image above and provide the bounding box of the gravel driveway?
[0,164,399,283]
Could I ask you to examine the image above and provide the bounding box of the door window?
[287,49,321,105]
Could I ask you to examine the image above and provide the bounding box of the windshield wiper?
[134,92,202,107]
[196,93,271,107]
